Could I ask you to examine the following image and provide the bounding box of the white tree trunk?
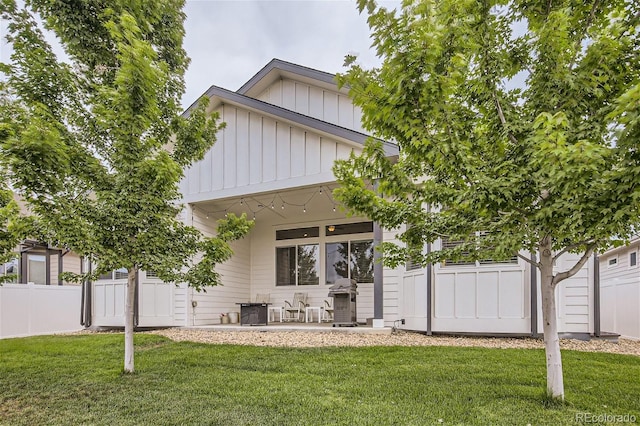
[124,268,136,373]
[539,240,564,400]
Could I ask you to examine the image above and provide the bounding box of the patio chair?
[283,292,308,322]
[322,299,334,322]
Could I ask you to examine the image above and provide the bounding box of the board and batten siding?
[600,246,640,339]
[550,253,594,334]
[181,105,358,203]
[256,78,366,134]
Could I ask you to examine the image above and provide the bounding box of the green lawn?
[0,333,638,425]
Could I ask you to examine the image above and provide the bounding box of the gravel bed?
[147,328,640,356]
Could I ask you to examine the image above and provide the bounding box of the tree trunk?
[124,268,136,373]
[539,239,564,400]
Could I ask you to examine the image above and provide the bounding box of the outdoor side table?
[268,306,283,322]
[305,306,322,323]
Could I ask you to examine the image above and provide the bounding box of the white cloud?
[182,0,399,107]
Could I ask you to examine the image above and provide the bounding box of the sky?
[0,1,397,108]
[181,0,398,108]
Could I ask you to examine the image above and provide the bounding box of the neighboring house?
[598,240,640,339]
[88,59,601,338]
[3,194,84,286]
[0,197,85,339]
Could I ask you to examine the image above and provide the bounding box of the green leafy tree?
[297,245,319,285]
[0,0,252,373]
[334,0,639,400]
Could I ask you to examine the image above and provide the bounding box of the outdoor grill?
[328,278,358,327]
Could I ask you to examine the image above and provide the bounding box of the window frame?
[0,259,19,283]
[275,243,320,287]
[275,221,375,287]
[323,238,375,285]
[440,232,519,268]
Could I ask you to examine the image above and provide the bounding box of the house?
[598,240,640,339]
[88,59,601,338]
[2,195,84,286]
[0,196,85,338]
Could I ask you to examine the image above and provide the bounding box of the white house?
[598,240,640,340]
[88,59,601,338]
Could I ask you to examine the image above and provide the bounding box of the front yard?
[1,333,638,425]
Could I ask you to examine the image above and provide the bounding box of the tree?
[0,0,252,373]
[334,0,639,400]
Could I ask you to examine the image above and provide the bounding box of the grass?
[0,333,639,425]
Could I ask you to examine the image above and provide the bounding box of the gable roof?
[237,58,341,97]
[185,85,399,158]
[183,59,399,158]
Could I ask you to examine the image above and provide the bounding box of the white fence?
[93,280,178,327]
[600,277,640,340]
[0,283,83,339]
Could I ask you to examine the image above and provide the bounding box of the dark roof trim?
[185,85,399,157]
[237,58,338,95]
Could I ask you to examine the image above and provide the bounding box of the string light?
[192,187,339,219]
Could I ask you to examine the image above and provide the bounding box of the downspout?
[373,221,384,328]
[45,248,51,285]
[594,253,600,337]
[58,249,63,285]
[19,249,27,284]
[86,259,92,328]
[530,251,539,338]
[80,256,85,326]
[134,268,140,328]
[80,256,92,328]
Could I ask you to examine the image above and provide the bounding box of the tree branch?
[569,0,600,69]
[492,92,518,144]
[551,244,596,286]
[552,239,596,261]
[517,252,541,268]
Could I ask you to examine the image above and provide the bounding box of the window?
[275,222,374,286]
[27,254,46,284]
[630,252,637,267]
[0,259,18,283]
[441,238,474,266]
[406,258,422,271]
[405,224,423,271]
[608,257,618,267]
[325,222,373,236]
[276,244,319,286]
[442,233,518,267]
[326,240,374,284]
[114,268,128,280]
[276,227,319,240]
[97,267,129,280]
